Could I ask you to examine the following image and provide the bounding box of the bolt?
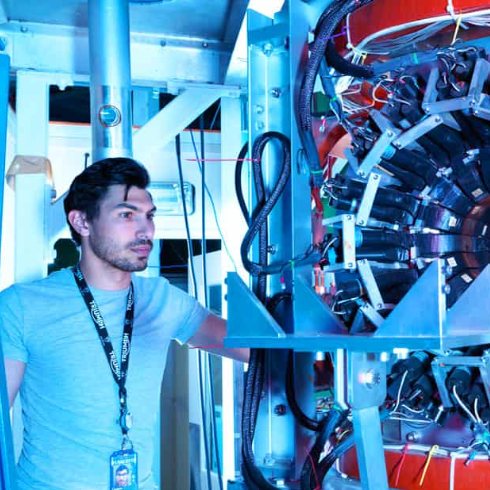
[274,404,287,416]
[406,432,420,442]
[386,130,394,137]
[347,262,354,268]
[358,170,366,177]
[470,99,477,106]
[394,141,402,148]
[442,284,451,295]
[373,174,379,180]
[363,369,381,389]
[346,215,353,220]
[20,26,28,33]
[160,40,167,47]
[270,88,282,98]
[358,219,365,226]
[263,43,273,56]
[425,107,431,113]
[202,42,209,48]
[267,245,277,255]
[380,352,390,362]
[376,303,383,310]
[255,121,265,131]
[435,116,442,123]
[254,104,264,114]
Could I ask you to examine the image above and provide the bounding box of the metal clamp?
[356,173,381,226]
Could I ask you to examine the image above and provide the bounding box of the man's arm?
[187,314,249,363]
[4,359,25,408]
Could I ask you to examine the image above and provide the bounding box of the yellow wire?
[419,445,439,487]
[451,14,463,45]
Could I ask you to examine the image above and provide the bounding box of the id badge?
[110,449,138,490]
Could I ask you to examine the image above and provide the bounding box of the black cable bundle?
[240,132,291,490]
[240,132,292,277]
[300,409,348,490]
[286,351,320,432]
[235,142,250,225]
[298,0,374,187]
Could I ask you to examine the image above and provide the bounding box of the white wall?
[1,108,18,290]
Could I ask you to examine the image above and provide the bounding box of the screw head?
[386,130,394,137]
[363,369,381,388]
[358,219,365,226]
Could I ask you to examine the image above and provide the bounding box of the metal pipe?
[88,0,133,161]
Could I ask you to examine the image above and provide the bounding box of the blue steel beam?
[0,53,18,490]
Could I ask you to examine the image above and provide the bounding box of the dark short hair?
[116,464,129,474]
[64,157,150,245]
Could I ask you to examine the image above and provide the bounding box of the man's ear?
[67,210,90,238]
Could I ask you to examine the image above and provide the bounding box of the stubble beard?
[88,234,150,272]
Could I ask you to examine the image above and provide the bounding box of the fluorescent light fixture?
[149,182,195,216]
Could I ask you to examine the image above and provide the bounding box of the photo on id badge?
[110,450,138,490]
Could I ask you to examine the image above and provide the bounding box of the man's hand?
[4,359,25,407]
[187,314,249,362]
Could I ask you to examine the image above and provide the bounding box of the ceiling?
[3,0,246,44]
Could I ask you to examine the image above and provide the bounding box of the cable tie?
[446,0,457,22]
[310,170,324,175]
[419,444,439,487]
[451,14,463,45]
[412,52,419,64]
[394,443,410,487]
[464,450,477,466]
[289,260,295,270]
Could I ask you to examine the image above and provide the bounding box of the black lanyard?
[72,265,135,440]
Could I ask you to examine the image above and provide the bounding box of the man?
[114,465,129,488]
[0,157,248,490]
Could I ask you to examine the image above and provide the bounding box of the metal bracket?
[225,272,286,339]
[323,214,356,270]
[423,59,490,115]
[357,259,384,310]
[356,173,381,226]
[357,128,399,178]
[359,302,385,328]
[392,114,444,150]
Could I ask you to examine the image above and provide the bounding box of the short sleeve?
[168,285,210,345]
[0,286,27,363]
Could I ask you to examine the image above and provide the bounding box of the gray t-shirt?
[0,268,209,490]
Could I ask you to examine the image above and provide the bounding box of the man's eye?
[120,212,132,219]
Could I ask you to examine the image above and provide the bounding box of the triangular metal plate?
[446,265,490,335]
[374,260,446,338]
[226,272,285,338]
[293,274,346,334]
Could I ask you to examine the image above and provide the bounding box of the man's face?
[86,185,156,272]
[115,468,129,487]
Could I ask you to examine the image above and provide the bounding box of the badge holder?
[110,394,138,489]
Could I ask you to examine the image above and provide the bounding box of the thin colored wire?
[175,134,213,490]
[306,450,322,490]
[419,444,439,487]
[474,398,483,424]
[199,115,224,490]
[452,386,477,423]
[391,371,408,414]
[189,130,238,272]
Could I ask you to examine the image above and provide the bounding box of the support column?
[220,96,247,482]
[348,352,389,490]
[13,71,50,461]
